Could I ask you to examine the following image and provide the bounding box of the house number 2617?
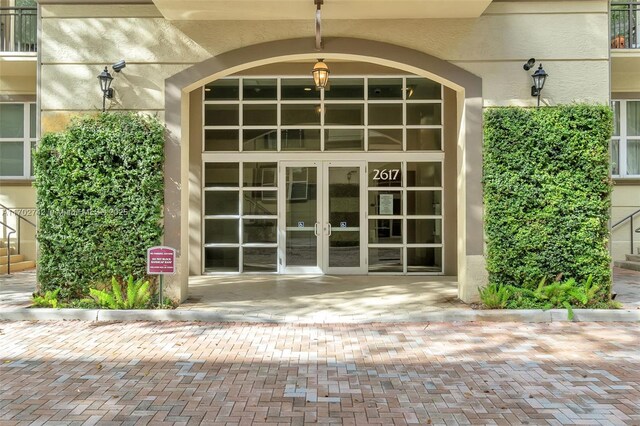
[372,169,400,181]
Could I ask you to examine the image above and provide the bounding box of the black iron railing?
[0,204,36,275]
[612,208,640,255]
[0,7,36,53]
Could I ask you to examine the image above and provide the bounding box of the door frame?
[322,160,367,275]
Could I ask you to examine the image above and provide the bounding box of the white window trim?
[612,99,640,179]
[0,102,36,179]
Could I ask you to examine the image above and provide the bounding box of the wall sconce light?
[312,59,330,90]
[523,58,548,107]
[97,60,126,112]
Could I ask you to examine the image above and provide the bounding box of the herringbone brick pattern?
[0,321,639,425]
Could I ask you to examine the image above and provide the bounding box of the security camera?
[112,60,126,73]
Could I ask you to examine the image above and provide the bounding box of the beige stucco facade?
[3,0,635,304]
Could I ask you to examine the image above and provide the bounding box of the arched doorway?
[163,37,484,303]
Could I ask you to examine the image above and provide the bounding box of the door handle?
[327,223,332,236]
[314,222,319,236]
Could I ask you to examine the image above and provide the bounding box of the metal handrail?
[0,204,36,256]
[612,208,640,255]
[0,6,37,53]
[611,2,640,49]
[0,220,16,275]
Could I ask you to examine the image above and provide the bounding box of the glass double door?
[280,161,366,274]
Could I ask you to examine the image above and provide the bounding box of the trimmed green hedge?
[34,113,164,299]
[484,105,613,291]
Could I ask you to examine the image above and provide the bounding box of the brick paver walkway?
[1,321,639,425]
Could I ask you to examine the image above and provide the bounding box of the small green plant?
[479,283,512,309]
[32,289,60,308]
[90,275,151,309]
[532,275,605,320]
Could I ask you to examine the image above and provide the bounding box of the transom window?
[611,100,640,177]
[0,103,36,178]
[203,76,443,152]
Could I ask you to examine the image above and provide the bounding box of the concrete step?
[614,260,640,272]
[626,254,640,262]
[0,254,24,265]
[0,260,35,274]
[0,247,12,256]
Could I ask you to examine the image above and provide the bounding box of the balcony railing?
[0,7,36,53]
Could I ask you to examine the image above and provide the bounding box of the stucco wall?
[39,0,610,131]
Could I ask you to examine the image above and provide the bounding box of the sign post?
[147,246,176,307]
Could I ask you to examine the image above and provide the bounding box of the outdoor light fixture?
[97,66,114,112]
[523,58,548,107]
[312,59,330,90]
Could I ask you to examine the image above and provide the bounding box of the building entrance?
[281,161,366,274]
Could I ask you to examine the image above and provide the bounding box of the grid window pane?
[205,191,239,216]
[407,247,442,272]
[612,140,620,175]
[628,101,640,136]
[0,142,24,176]
[369,191,402,216]
[628,140,640,175]
[612,101,620,136]
[30,104,36,138]
[407,162,442,187]
[325,104,364,126]
[204,163,239,187]
[243,104,277,126]
[407,104,441,125]
[243,162,277,187]
[204,247,239,272]
[282,104,321,125]
[205,219,239,244]
[324,78,364,100]
[369,162,402,187]
[407,191,442,216]
[243,191,277,215]
[368,248,403,272]
[407,219,442,244]
[0,104,24,138]
[324,129,364,151]
[407,128,441,151]
[204,129,238,151]
[243,78,277,100]
[204,79,239,100]
[281,129,321,151]
[368,78,402,100]
[406,78,441,100]
[282,79,320,100]
[243,219,277,244]
[369,219,402,244]
[368,129,402,151]
[243,247,277,272]
[243,129,277,151]
[205,104,239,126]
[368,104,402,126]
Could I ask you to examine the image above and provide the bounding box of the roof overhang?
[151,0,494,20]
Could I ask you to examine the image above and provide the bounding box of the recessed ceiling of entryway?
[151,0,494,20]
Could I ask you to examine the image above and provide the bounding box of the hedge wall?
[34,113,164,299]
[484,105,613,289]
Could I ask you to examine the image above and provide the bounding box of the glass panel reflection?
[285,166,318,267]
[406,104,441,125]
[369,219,402,244]
[368,162,402,187]
[243,78,277,100]
[406,129,441,151]
[243,162,277,187]
[243,191,277,215]
[406,78,441,100]
[328,166,360,268]
[204,163,239,187]
[204,104,239,126]
[325,104,364,125]
[243,247,277,272]
[204,247,239,272]
[243,129,277,151]
[407,191,442,216]
[324,78,364,100]
[407,162,442,187]
[205,219,239,244]
[286,231,317,266]
[407,247,442,272]
[205,129,238,151]
[324,129,364,151]
[243,219,277,244]
[281,129,321,151]
[368,248,403,272]
[368,104,402,125]
[205,191,239,216]
[282,78,320,100]
[368,78,403,100]
[407,219,442,244]
[282,104,321,125]
[243,104,277,126]
[368,129,403,151]
[204,79,239,100]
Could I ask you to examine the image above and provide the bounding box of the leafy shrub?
[34,113,164,299]
[484,105,613,293]
[90,276,152,309]
[32,289,60,308]
[479,284,511,309]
